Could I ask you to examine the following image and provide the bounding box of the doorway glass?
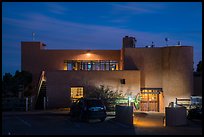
[140,89,160,112]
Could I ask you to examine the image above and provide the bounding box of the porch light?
[128,96,133,106]
[86,50,91,56]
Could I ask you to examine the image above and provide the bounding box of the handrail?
[35,71,46,105]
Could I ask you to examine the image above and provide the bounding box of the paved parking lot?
[133,111,202,135]
[2,111,202,135]
[2,115,136,135]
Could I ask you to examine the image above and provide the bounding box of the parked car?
[187,105,202,120]
[70,98,107,122]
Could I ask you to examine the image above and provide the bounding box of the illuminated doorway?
[71,87,83,102]
[140,88,162,112]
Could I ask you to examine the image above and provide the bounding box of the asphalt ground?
[2,115,136,135]
[2,111,202,135]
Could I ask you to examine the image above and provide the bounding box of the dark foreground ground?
[2,111,202,135]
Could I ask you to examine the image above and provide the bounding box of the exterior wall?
[22,42,121,73]
[124,48,163,88]
[21,42,46,93]
[120,49,124,70]
[124,46,193,109]
[159,92,164,112]
[21,42,121,95]
[161,46,193,108]
[46,70,140,109]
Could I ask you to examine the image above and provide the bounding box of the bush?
[85,85,125,111]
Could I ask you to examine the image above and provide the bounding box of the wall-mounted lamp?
[128,96,132,106]
[86,50,91,56]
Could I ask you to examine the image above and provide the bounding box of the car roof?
[83,98,102,100]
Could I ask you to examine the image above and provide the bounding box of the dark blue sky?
[2,2,202,76]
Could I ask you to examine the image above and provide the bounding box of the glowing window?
[71,87,83,99]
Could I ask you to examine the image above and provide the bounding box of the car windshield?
[86,100,104,108]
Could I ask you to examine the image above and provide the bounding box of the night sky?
[2,2,202,76]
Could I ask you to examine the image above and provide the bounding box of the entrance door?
[140,89,160,112]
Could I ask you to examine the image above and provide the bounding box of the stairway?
[35,81,46,110]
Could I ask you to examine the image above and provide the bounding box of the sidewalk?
[133,111,165,127]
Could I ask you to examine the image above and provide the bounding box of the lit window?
[64,60,119,71]
[71,87,83,99]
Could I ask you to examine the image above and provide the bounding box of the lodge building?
[21,36,193,112]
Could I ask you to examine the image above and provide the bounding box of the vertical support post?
[44,97,46,110]
[175,98,177,105]
[128,97,130,106]
[26,97,28,112]
[30,96,33,111]
[157,94,159,112]
[147,94,149,111]
[46,97,48,109]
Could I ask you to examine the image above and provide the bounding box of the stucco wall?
[21,42,121,95]
[22,42,121,72]
[46,70,140,109]
[21,42,46,93]
[124,48,163,88]
[124,46,193,108]
[162,46,193,107]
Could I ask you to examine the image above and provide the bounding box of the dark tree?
[14,70,32,87]
[196,61,202,73]
[85,85,124,111]
[2,73,14,97]
[2,70,33,98]
[3,73,13,82]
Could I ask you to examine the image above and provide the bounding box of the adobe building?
[21,36,194,112]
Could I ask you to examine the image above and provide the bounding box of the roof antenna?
[177,41,181,46]
[165,37,169,46]
[32,32,35,41]
[151,41,155,47]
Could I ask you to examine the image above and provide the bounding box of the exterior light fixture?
[128,96,132,106]
[86,50,91,56]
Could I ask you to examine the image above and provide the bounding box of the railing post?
[46,97,48,109]
[44,97,46,110]
[26,97,28,112]
[128,97,130,106]
[30,96,33,111]
[175,98,177,105]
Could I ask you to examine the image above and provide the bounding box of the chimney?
[122,36,137,48]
